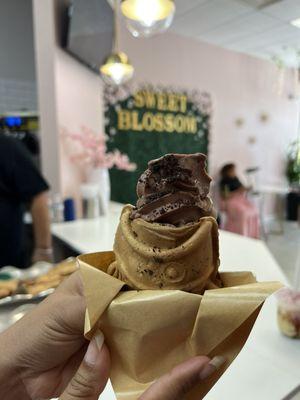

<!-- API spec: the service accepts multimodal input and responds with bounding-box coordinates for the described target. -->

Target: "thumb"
[139,355,225,400]
[60,331,110,400]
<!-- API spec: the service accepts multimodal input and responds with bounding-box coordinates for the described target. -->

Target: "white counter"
[205,293,300,400]
[51,202,297,400]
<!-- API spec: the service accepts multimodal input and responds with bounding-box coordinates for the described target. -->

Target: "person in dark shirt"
[0,134,52,267]
[219,163,260,238]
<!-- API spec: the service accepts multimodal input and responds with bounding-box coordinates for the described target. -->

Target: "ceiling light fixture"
[291,18,300,29]
[100,0,134,85]
[121,0,175,38]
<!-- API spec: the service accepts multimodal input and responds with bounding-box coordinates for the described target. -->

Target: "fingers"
[60,331,110,400]
[56,270,84,297]
[47,271,86,334]
[139,355,225,400]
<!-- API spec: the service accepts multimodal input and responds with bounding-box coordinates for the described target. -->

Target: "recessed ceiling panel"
[262,0,300,21]
[172,0,252,36]
[174,0,209,17]
[198,11,280,46]
[170,0,300,64]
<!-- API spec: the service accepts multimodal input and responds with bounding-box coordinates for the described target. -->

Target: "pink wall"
[120,28,299,187]
[55,48,104,206]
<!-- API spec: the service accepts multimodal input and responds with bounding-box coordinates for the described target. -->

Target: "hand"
[0,271,224,400]
[0,272,110,400]
[139,355,224,400]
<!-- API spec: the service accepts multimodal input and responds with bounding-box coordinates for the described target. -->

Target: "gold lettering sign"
[118,89,198,134]
[117,110,197,134]
[133,90,188,113]
[117,110,131,130]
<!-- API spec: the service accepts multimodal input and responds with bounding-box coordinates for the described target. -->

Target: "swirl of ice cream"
[130,153,215,226]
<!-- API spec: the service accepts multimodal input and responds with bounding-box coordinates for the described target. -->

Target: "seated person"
[219,163,260,239]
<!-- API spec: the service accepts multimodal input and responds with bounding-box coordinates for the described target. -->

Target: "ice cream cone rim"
[120,205,219,259]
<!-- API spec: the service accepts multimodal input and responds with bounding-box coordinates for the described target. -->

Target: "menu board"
[105,84,212,204]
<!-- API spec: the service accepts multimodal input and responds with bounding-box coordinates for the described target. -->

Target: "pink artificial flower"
[61,126,136,172]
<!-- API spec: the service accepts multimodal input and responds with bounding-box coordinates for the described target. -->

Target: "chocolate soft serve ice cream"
[107,153,221,293]
[131,153,214,226]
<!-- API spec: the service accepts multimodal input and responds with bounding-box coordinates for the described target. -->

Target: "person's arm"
[31,191,53,263]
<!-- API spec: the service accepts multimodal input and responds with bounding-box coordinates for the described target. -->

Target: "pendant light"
[120,0,175,37]
[100,0,134,85]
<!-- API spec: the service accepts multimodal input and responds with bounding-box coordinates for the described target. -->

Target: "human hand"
[0,271,224,400]
[139,355,225,400]
[0,271,110,400]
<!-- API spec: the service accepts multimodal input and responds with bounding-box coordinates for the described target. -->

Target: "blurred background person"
[0,134,52,268]
[219,163,260,239]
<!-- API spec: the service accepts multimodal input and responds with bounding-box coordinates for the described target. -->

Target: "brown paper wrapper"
[79,251,281,400]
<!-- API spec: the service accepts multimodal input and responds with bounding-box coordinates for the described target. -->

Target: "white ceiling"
[171,0,300,66]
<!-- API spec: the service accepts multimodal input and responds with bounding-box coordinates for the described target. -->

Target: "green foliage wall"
[105,85,211,205]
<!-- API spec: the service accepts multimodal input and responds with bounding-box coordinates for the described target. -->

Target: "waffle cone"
[107,205,221,293]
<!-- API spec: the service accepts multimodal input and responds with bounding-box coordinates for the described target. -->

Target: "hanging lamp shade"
[100,52,134,85]
[121,0,175,37]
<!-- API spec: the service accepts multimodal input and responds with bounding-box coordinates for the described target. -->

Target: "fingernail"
[209,356,226,370]
[199,356,226,380]
[84,331,104,366]
[94,330,104,350]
